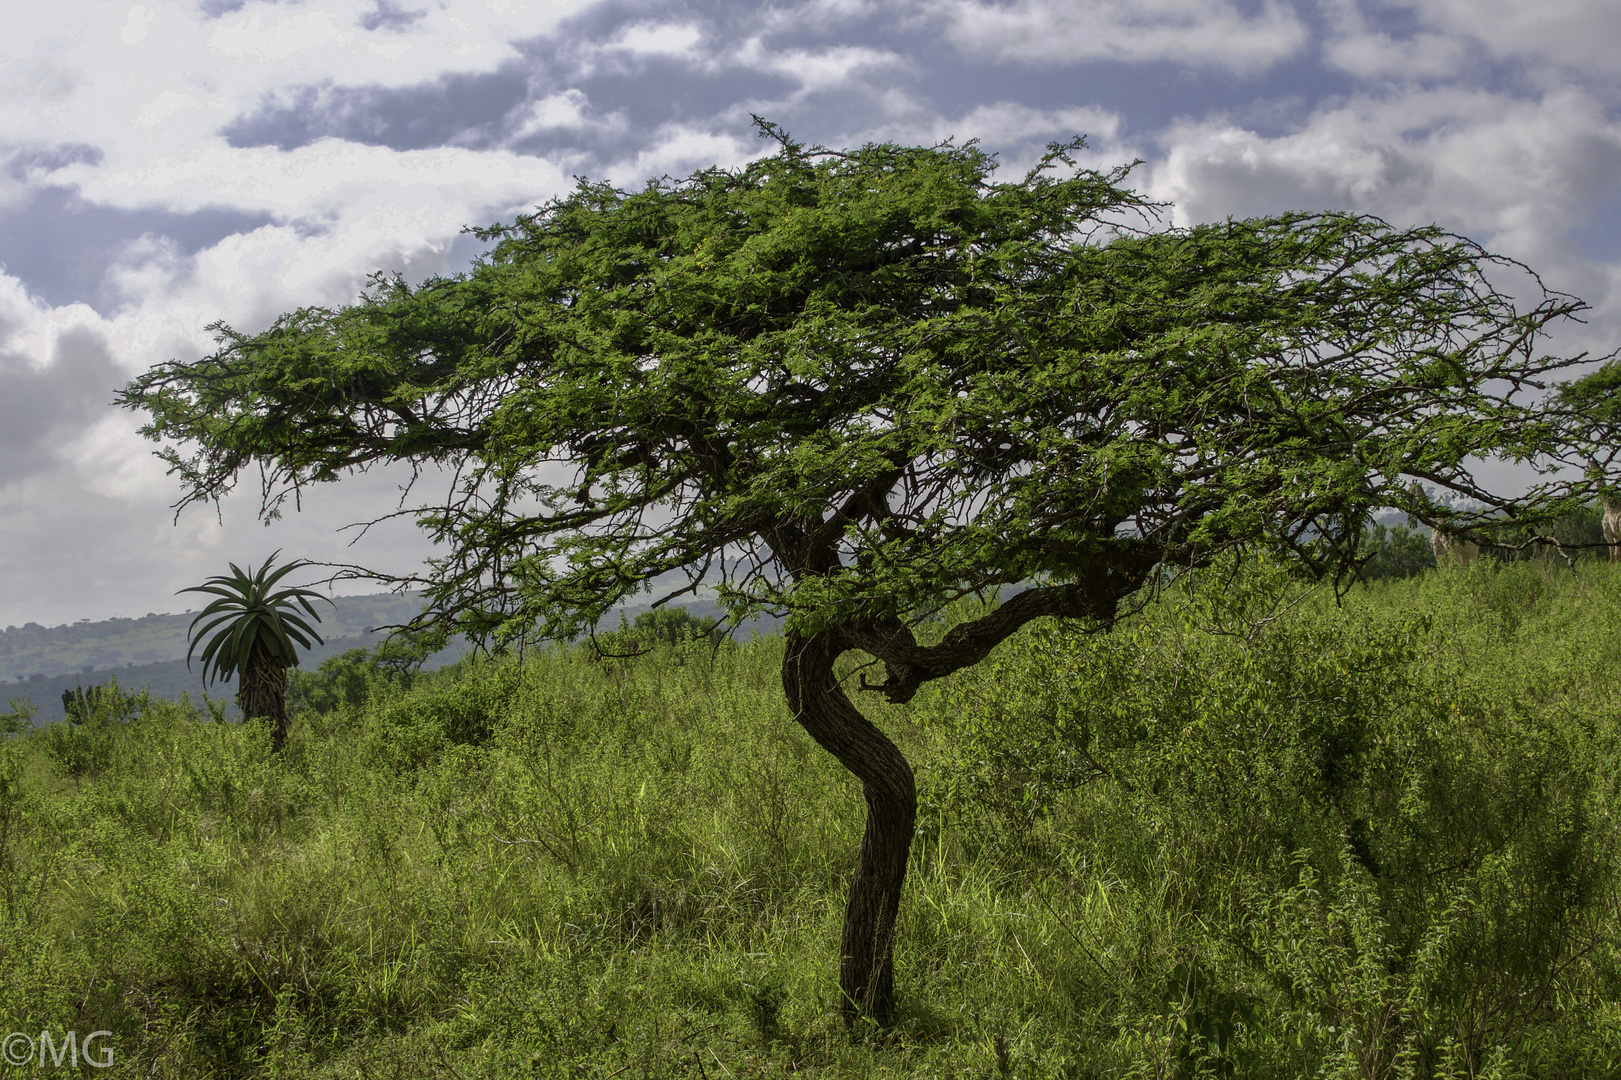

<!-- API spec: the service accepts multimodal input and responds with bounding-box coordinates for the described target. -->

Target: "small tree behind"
[122,127,1612,1022]
[1356,522,1436,582]
[0,698,35,737]
[183,552,329,751]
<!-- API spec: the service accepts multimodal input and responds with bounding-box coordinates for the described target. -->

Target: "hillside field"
[0,559,1618,1077]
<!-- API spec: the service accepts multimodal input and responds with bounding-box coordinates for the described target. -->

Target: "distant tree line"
[1357,504,1608,582]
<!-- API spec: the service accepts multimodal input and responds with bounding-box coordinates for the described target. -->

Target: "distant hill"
[0,592,433,725]
[0,585,769,727]
[0,592,429,683]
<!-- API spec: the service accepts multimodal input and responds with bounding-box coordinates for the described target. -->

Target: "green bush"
[923,556,1621,1076]
[360,657,515,774]
[286,635,433,715]
[586,605,723,660]
[40,677,148,778]
[1358,520,1436,580]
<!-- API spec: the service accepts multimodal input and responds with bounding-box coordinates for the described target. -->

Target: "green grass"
[2,559,1620,1077]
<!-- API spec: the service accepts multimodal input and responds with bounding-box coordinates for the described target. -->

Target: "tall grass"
[1,560,1619,1077]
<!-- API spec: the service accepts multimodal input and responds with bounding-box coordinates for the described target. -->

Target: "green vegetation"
[119,127,1610,1023]
[1357,504,1611,584]
[1,560,1618,1077]
[0,698,34,736]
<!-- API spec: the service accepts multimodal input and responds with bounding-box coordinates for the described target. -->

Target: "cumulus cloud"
[610,22,704,60]
[1148,88,1621,259]
[733,40,904,99]
[1394,0,1621,76]
[935,0,1309,72]
[0,289,122,489]
[511,89,592,135]
[47,139,566,222]
[1320,0,1470,80]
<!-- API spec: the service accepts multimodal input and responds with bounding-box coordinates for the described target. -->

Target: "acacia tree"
[120,127,1608,1022]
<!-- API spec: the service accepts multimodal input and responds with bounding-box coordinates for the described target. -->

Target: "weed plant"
[1,561,1619,1077]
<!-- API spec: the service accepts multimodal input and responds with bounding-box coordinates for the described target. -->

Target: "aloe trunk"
[238,636,290,751]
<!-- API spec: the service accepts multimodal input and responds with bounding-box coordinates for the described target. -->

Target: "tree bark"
[237,638,290,752]
[782,629,916,1026]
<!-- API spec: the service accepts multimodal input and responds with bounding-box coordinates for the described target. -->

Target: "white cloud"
[1149,88,1621,259]
[119,4,157,46]
[1322,30,1466,81]
[1394,0,1621,75]
[48,140,567,222]
[1319,0,1469,80]
[608,125,761,186]
[936,0,1309,72]
[0,278,109,377]
[130,88,227,132]
[207,7,356,63]
[511,89,592,136]
[0,0,606,163]
[610,22,703,59]
[734,40,904,98]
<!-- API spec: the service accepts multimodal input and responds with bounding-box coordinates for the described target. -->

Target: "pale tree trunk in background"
[781,629,917,1025]
[237,638,289,752]
[1601,493,1621,564]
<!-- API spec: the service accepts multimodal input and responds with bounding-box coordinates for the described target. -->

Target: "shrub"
[923,556,1621,1075]
[42,677,147,778]
[1358,521,1435,581]
[287,635,432,716]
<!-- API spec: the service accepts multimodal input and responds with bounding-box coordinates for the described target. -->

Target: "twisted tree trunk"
[237,638,290,752]
[782,629,917,1025]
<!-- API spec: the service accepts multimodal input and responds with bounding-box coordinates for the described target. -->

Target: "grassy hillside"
[0,560,1618,1077]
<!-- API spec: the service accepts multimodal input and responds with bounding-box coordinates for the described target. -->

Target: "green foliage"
[922,556,1621,1076]
[1555,358,1621,428]
[360,656,513,774]
[182,552,329,687]
[589,605,723,658]
[60,678,143,724]
[121,127,1606,648]
[285,634,434,715]
[1161,961,1247,1079]
[0,564,1615,1075]
[40,678,149,778]
[0,697,34,735]
[1357,521,1435,580]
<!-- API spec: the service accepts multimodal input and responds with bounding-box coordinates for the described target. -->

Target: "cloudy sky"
[1,0,1618,628]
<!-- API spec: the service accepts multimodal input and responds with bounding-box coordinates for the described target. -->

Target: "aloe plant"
[183,552,329,751]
